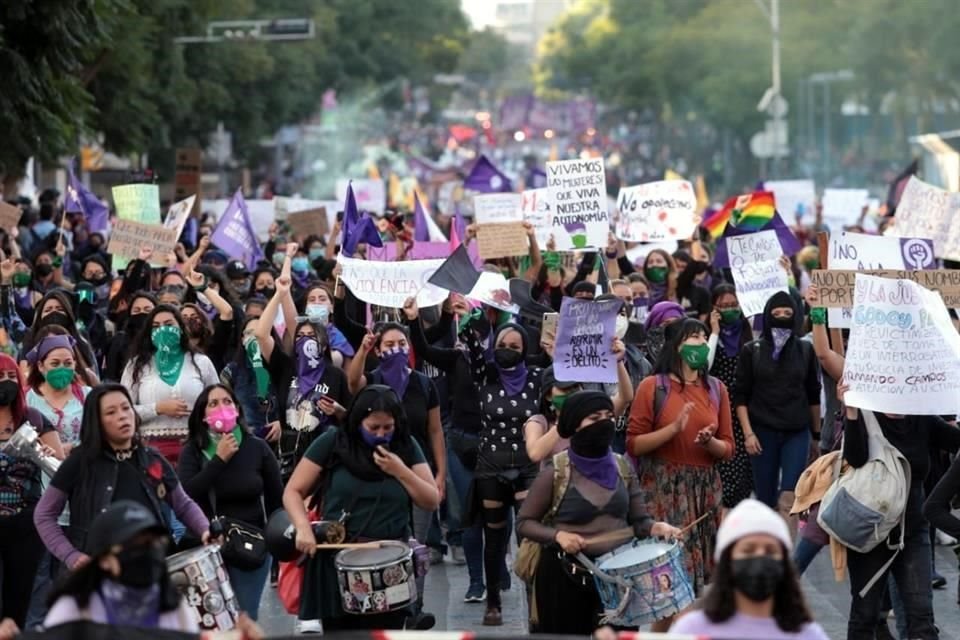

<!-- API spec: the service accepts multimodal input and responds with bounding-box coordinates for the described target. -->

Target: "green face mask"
[646,266,668,284]
[12,273,30,287]
[551,394,568,411]
[679,343,710,369]
[44,366,75,390]
[151,325,183,352]
[719,309,741,325]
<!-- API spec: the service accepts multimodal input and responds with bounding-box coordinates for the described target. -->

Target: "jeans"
[161,501,186,543]
[750,426,810,508]
[446,429,484,588]
[226,556,271,622]
[25,548,64,629]
[793,536,823,576]
[847,526,935,640]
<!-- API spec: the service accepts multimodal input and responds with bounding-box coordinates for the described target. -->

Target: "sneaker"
[429,548,444,565]
[450,545,467,565]
[933,572,947,589]
[295,619,324,635]
[482,607,503,626]
[464,584,486,603]
[405,612,436,630]
[937,530,958,546]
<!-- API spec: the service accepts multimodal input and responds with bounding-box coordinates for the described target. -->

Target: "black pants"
[474,471,533,610]
[0,509,46,628]
[534,548,603,635]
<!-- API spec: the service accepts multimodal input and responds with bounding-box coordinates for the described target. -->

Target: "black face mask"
[83,274,109,287]
[185,317,204,336]
[768,315,794,329]
[115,544,167,588]
[256,287,275,299]
[125,313,148,336]
[570,418,616,458]
[0,380,18,406]
[40,311,70,330]
[493,348,523,369]
[34,264,53,278]
[731,556,784,602]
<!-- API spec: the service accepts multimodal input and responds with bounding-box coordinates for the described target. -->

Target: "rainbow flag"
[703,190,776,238]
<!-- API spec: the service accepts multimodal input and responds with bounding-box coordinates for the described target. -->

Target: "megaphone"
[1,423,61,476]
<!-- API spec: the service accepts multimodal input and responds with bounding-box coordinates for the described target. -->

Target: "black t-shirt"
[52,450,156,516]
[370,368,439,466]
[264,347,351,432]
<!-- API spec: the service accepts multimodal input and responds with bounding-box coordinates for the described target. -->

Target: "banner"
[107,219,178,264]
[812,269,960,308]
[522,188,552,249]
[112,184,161,223]
[336,179,386,215]
[726,230,788,317]
[826,231,935,327]
[843,274,960,415]
[821,188,869,229]
[615,180,697,242]
[473,193,522,224]
[337,255,448,308]
[763,179,815,219]
[163,195,196,238]
[553,297,620,384]
[546,158,608,250]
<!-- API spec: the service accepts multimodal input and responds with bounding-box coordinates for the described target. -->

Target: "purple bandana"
[644,301,685,332]
[719,321,743,358]
[568,449,618,490]
[378,347,410,398]
[496,360,528,397]
[647,281,668,306]
[771,328,792,361]
[26,334,76,366]
[295,336,326,397]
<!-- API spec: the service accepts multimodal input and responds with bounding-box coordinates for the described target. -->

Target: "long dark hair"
[32,290,85,341]
[76,383,142,464]
[128,304,201,386]
[711,283,751,350]
[654,317,709,386]
[701,544,813,632]
[187,383,248,451]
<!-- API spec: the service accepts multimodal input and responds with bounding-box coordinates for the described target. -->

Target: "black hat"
[86,501,167,558]
[226,260,250,279]
[541,365,580,394]
[557,390,614,439]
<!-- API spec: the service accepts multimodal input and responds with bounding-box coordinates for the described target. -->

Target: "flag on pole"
[449,201,466,250]
[463,155,512,193]
[341,183,382,257]
[210,189,264,270]
[64,160,109,233]
[413,192,446,242]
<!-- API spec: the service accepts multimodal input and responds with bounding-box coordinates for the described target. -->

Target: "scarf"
[295,336,326,398]
[719,321,743,358]
[244,337,271,399]
[153,340,185,387]
[327,325,356,358]
[771,328,792,361]
[644,301,685,332]
[203,426,244,460]
[567,449,619,490]
[99,580,161,628]
[496,361,528,397]
[648,281,668,306]
[378,348,411,398]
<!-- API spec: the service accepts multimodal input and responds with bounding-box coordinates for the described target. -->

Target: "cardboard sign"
[163,195,196,238]
[112,184,161,223]
[286,207,329,240]
[891,175,960,260]
[615,180,697,242]
[173,148,202,216]
[844,274,960,415]
[812,269,960,308]
[726,229,788,317]
[546,158,608,250]
[473,193,522,224]
[336,179,386,215]
[763,179,816,219]
[476,222,529,259]
[337,255,448,308]
[107,219,178,263]
[522,188,552,249]
[553,297,620,384]
[0,201,22,232]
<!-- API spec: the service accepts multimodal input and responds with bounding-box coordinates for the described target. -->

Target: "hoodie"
[733,291,821,431]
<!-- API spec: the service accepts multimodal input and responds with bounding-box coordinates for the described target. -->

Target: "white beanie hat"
[714,499,791,561]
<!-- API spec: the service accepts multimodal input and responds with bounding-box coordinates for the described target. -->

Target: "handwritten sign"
[615,180,697,242]
[286,207,329,240]
[337,255,448,308]
[163,195,196,238]
[476,222,528,260]
[821,188,869,229]
[473,193,522,224]
[553,297,620,384]
[546,158,608,250]
[112,184,161,223]
[0,201,22,231]
[763,179,816,219]
[107,219,178,264]
[336,179,386,215]
[522,188,552,249]
[843,274,960,415]
[812,270,960,308]
[891,176,960,259]
[726,229,788,317]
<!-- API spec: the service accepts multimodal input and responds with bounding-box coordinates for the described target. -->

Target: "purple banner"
[498,94,596,134]
[211,189,263,270]
[553,297,620,384]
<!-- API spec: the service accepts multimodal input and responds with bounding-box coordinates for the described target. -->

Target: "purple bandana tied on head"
[567,449,618,490]
[771,328,792,361]
[644,301,685,332]
[378,347,410,398]
[295,336,326,397]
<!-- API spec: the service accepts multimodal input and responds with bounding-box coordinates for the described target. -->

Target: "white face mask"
[615,315,629,340]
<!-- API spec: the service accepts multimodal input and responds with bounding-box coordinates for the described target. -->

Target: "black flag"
[428,244,481,295]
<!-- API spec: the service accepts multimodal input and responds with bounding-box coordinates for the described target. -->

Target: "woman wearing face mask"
[670,499,828,639]
[121,305,219,466]
[42,501,198,632]
[251,267,277,301]
[642,300,685,366]
[0,259,31,354]
[102,293,156,383]
[78,256,111,310]
[641,249,677,307]
[255,276,349,479]
[284,385,441,632]
[8,259,42,327]
[19,291,98,382]
[672,249,712,321]
[30,252,63,296]
[734,292,821,523]
[301,284,354,368]
[518,391,683,635]
[177,384,283,620]
[221,317,282,444]
[627,318,734,630]
[33,384,212,573]
[0,354,59,629]
[707,285,755,511]
[289,250,313,294]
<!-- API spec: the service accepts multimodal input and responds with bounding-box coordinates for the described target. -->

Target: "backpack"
[817,409,911,597]
[652,373,722,423]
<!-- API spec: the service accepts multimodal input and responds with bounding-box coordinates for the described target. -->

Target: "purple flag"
[464,155,512,193]
[210,189,263,270]
[413,192,430,242]
[553,297,621,384]
[713,211,802,269]
[407,156,437,183]
[340,182,383,256]
[64,160,109,233]
[526,168,547,189]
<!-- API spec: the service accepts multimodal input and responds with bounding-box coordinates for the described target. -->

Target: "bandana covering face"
[151,326,185,386]
[99,580,161,628]
[295,336,326,398]
[378,347,411,398]
[771,328,792,361]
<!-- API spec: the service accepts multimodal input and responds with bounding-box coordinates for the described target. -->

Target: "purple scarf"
[719,321,743,358]
[496,361,528,397]
[771,328,792,361]
[644,301,685,332]
[295,336,326,397]
[647,281,668,306]
[378,348,411,398]
[568,449,618,490]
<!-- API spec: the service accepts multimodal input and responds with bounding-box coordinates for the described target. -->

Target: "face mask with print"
[151,325,183,351]
[679,343,710,369]
[206,406,239,434]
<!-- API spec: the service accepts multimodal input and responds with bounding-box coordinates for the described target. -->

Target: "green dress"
[298,428,425,629]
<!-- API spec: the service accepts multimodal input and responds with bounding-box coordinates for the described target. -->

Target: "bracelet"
[810,307,827,325]
[605,250,618,259]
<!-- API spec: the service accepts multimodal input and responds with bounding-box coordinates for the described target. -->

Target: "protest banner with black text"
[337,255,448,308]
[546,158,608,250]
[615,179,697,242]
[726,229,788,316]
[553,297,620,384]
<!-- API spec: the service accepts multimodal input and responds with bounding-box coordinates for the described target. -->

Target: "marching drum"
[167,545,240,631]
[335,541,417,615]
[579,539,695,627]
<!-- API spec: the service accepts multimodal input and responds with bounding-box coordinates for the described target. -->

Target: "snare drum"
[167,545,240,631]
[586,539,695,627]
[335,541,416,615]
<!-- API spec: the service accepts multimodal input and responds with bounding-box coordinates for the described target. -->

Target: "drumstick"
[315,542,383,550]
[680,508,717,536]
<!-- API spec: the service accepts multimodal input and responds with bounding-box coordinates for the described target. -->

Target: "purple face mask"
[360,427,393,449]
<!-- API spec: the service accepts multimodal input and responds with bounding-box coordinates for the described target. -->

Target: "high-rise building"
[493,0,572,56]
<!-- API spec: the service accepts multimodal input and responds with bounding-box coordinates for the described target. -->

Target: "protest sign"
[763,180,815,219]
[553,297,620,384]
[615,180,697,242]
[476,222,529,259]
[337,255,448,308]
[826,231,935,327]
[812,269,960,308]
[112,184,161,223]
[726,229,788,317]
[163,195,196,238]
[546,158,608,250]
[473,193,522,224]
[336,179,386,215]
[0,201,22,231]
[821,188,869,229]
[107,219,178,264]
[467,271,519,313]
[843,274,960,415]
[522,188,552,248]
[173,148,202,216]
[890,176,960,260]
[286,208,329,240]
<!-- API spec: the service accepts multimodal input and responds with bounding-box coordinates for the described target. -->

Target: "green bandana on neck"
[203,426,244,461]
[244,337,270,399]
[458,308,482,335]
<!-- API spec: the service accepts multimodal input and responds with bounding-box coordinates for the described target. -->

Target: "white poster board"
[890,175,960,260]
[726,230,788,317]
[764,179,816,219]
[821,188,869,230]
[337,255,448,308]
[522,188,552,249]
[615,180,697,242]
[546,158,608,250]
[163,195,196,238]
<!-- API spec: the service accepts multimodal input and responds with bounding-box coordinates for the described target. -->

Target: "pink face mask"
[205,406,238,434]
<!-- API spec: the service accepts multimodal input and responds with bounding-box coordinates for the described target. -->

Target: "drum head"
[599,542,675,571]
[166,546,218,572]
[337,541,409,568]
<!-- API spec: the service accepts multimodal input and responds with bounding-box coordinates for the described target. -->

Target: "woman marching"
[282,385,441,632]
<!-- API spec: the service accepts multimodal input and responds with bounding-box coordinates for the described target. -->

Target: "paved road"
[257,545,960,638]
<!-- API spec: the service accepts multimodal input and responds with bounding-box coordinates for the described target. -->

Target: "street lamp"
[753,0,787,176]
